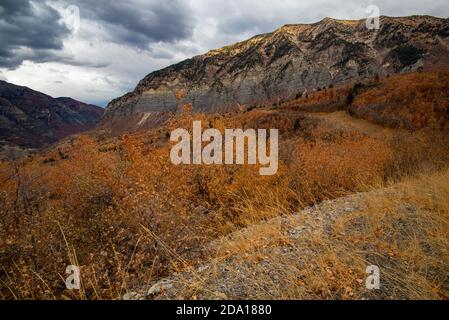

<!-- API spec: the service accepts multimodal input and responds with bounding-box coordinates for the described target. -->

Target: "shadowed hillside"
[0,81,103,158]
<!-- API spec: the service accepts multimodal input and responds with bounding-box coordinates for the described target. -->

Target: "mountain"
[100,15,449,130]
[0,80,103,151]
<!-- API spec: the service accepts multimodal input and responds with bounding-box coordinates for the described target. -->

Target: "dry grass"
[349,71,449,130]
[168,169,449,300]
[1,72,449,299]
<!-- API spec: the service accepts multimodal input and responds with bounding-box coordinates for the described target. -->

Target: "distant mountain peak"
[0,80,103,151]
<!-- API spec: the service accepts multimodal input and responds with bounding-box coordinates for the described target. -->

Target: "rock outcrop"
[101,15,449,129]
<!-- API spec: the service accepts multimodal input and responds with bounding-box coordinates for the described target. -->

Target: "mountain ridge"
[100,15,449,130]
[0,80,103,152]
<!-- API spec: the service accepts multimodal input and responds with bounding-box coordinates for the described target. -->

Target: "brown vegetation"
[348,71,449,130]
[1,71,449,299]
[167,168,449,300]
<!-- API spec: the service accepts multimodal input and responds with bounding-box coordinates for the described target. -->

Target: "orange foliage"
[350,71,449,129]
[1,72,449,299]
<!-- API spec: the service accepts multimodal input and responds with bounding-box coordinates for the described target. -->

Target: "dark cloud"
[71,0,195,49]
[147,47,175,60]
[217,16,274,37]
[0,0,71,68]
[0,0,195,69]
[1,0,449,106]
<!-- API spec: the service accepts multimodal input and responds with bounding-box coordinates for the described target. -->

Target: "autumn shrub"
[1,84,449,299]
[286,136,389,206]
[185,168,449,300]
[349,71,449,130]
[282,84,351,113]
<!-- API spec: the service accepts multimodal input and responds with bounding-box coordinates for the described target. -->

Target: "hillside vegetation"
[1,71,449,299]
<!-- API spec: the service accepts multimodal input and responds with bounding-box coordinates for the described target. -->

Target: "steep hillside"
[101,15,449,129]
[282,71,449,130]
[0,81,103,152]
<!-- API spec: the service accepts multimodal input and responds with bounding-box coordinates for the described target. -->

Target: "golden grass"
[188,169,449,300]
[1,72,449,299]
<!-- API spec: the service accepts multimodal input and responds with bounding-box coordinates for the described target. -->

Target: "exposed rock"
[101,16,449,130]
[123,292,145,300]
[147,279,174,297]
[197,265,209,273]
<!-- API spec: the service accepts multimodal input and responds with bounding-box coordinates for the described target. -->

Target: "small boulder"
[147,279,174,296]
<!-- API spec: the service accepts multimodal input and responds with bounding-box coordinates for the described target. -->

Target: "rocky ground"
[122,165,449,301]
[122,189,392,300]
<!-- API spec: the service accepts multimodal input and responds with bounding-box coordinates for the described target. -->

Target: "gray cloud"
[0,0,71,68]
[0,0,195,69]
[66,0,195,49]
[1,0,449,106]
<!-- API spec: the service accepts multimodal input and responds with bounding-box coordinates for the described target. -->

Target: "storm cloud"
[1,0,449,106]
[0,0,195,69]
[0,0,71,68]
[73,0,195,48]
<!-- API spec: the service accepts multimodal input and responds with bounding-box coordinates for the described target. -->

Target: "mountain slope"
[101,15,449,129]
[2,69,449,299]
[0,80,103,150]
[123,168,449,300]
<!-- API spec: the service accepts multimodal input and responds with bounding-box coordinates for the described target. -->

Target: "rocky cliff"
[0,80,103,150]
[101,15,449,128]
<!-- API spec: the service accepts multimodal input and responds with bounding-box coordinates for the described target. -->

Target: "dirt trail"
[307,111,396,136]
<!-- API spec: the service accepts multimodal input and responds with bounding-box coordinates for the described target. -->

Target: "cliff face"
[101,16,449,127]
[0,81,103,149]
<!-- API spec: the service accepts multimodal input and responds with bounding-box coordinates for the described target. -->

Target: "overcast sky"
[0,0,448,107]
